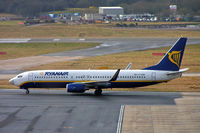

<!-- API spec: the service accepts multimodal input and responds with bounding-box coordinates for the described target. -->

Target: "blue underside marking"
[20,81,161,89]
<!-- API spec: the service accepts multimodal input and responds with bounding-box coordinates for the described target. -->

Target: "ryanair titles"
[45,72,68,76]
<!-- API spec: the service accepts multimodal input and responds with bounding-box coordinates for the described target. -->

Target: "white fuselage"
[9,69,181,89]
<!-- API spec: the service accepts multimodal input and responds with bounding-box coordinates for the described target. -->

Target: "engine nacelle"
[104,83,111,88]
[66,83,85,93]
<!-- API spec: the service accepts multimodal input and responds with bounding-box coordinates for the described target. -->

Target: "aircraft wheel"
[94,89,102,96]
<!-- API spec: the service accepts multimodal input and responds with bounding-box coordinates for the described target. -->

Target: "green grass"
[0,20,22,25]
[0,42,99,60]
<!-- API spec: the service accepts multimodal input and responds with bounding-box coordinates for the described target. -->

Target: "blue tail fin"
[143,38,187,71]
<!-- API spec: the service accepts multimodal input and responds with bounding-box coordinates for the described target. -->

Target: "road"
[0,90,185,133]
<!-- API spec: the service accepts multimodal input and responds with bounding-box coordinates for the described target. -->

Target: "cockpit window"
[17,75,23,78]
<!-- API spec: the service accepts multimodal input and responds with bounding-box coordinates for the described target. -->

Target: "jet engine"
[66,83,85,93]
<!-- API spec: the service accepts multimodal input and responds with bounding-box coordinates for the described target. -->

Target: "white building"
[99,7,124,16]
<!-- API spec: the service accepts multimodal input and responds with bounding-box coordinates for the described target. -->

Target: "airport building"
[99,7,124,16]
[84,13,103,21]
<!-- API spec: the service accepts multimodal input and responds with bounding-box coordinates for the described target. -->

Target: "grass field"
[0,21,200,38]
[0,20,21,25]
[0,42,98,60]
[28,44,200,73]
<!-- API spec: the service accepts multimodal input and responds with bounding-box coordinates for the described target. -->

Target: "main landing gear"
[94,88,102,96]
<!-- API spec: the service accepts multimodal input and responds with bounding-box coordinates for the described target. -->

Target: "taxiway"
[0,90,199,133]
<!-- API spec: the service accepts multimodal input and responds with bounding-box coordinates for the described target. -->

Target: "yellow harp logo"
[40,72,44,76]
[168,51,181,67]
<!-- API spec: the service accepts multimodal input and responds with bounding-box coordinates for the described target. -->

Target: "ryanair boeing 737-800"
[9,38,188,95]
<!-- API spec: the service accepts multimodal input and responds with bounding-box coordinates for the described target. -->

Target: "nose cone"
[9,78,14,85]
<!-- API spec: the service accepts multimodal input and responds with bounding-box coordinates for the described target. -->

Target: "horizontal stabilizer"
[125,63,132,70]
[167,68,189,75]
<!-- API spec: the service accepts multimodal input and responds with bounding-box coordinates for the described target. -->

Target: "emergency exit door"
[151,72,156,81]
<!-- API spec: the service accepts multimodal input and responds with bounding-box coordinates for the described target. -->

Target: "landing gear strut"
[94,88,102,96]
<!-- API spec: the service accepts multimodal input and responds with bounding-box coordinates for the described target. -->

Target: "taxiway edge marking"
[116,105,125,133]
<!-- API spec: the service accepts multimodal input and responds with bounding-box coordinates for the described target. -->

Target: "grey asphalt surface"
[1,38,200,57]
[43,38,200,56]
[0,90,182,133]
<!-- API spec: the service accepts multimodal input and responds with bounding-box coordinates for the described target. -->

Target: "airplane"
[9,37,188,95]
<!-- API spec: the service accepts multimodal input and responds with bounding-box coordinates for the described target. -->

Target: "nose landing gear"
[25,89,29,94]
[21,88,29,94]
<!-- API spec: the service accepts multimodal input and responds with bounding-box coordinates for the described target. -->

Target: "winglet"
[109,69,120,81]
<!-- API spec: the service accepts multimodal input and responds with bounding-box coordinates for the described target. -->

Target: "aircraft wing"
[78,69,120,87]
[167,68,189,76]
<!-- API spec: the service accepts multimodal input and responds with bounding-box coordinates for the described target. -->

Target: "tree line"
[0,0,199,17]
